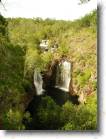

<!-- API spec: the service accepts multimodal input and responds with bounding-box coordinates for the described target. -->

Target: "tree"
[35,96,61,129]
[79,0,90,4]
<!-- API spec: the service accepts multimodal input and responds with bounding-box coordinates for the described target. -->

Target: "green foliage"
[36,96,61,129]
[2,109,32,130]
[0,16,26,129]
[0,15,8,58]
[24,45,52,78]
[2,109,25,130]
[41,51,52,68]
[61,94,97,130]
[92,80,97,91]
[0,44,25,93]
[0,15,8,37]
[32,95,97,130]
[58,42,69,55]
[24,45,42,74]
[0,10,97,130]
[77,69,91,87]
[71,10,96,31]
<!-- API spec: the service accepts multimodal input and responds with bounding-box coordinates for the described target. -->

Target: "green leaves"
[2,109,25,130]
[0,15,8,37]
[36,96,61,129]
[77,69,91,87]
[61,94,97,130]
[0,10,97,130]
[31,95,97,130]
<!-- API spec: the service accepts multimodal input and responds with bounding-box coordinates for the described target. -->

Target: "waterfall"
[55,60,71,92]
[34,70,44,95]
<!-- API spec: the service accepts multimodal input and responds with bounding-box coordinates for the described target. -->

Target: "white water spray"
[55,60,71,91]
[34,70,44,95]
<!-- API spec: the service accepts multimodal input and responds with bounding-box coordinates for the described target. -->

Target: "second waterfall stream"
[34,70,44,95]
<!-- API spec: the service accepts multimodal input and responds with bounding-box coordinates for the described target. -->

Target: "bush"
[2,109,25,130]
[92,80,97,91]
[61,94,97,130]
[58,42,69,56]
[77,69,91,87]
[33,94,97,130]
[41,52,52,69]
[36,96,61,129]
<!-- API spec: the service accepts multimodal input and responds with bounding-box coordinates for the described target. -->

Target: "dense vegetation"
[0,10,97,130]
[34,94,97,130]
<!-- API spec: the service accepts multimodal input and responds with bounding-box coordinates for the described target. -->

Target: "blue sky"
[0,0,97,20]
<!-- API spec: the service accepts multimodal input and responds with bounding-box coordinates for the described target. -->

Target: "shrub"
[36,96,61,129]
[61,94,97,130]
[2,109,25,130]
[77,69,91,87]
[41,52,53,69]
[58,42,69,56]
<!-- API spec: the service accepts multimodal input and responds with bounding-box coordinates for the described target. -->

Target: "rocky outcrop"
[42,58,74,94]
[42,59,59,90]
[69,79,74,95]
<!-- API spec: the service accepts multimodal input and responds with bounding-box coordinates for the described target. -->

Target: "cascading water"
[55,60,71,92]
[34,70,44,95]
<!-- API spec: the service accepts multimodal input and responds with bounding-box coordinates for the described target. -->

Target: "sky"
[0,0,97,20]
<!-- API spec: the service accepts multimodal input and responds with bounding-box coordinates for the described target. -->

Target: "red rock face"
[42,59,59,89]
[35,57,75,101]
[69,79,74,96]
[42,58,74,95]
